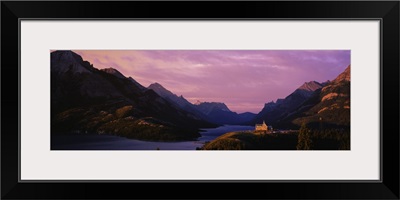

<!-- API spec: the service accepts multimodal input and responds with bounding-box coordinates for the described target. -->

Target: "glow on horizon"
[72,50,350,113]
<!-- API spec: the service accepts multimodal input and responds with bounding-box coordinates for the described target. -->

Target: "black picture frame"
[1,1,399,199]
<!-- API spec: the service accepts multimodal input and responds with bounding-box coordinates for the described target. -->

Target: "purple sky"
[73,50,350,113]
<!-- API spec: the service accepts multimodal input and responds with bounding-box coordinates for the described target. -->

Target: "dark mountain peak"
[51,50,93,74]
[195,102,231,114]
[298,81,322,92]
[147,82,172,93]
[51,50,84,64]
[292,81,323,98]
[148,83,183,102]
[145,84,210,122]
[199,102,228,108]
[151,82,161,86]
[194,101,255,125]
[101,68,126,79]
[149,82,164,89]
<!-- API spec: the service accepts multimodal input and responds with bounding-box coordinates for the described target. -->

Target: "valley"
[51,50,350,150]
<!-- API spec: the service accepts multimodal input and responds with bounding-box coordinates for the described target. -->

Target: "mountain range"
[148,83,256,125]
[51,50,350,142]
[148,83,208,121]
[253,65,350,129]
[193,102,256,125]
[51,50,215,141]
[288,65,350,128]
[252,81,326,125]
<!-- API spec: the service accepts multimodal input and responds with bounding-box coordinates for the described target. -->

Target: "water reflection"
[51,125,254,150]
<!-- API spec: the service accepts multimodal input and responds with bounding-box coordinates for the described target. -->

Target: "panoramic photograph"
[51,50,350,150]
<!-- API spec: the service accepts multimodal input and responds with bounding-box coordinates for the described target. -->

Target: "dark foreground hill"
[275,65,351,129]
[252,81,325,126]
[201,130,350,150]
[51,50,214,141]
[253,65,350,130]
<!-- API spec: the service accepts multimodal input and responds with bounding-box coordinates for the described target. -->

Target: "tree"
[297,123,313,150]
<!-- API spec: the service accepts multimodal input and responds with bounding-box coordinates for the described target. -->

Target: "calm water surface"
[51,125,253,150]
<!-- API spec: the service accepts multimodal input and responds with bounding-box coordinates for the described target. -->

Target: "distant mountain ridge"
[148,83,208,121]
[148,84,256,125]
[194,102,230,115]
[298,81,324,92]
[194,102,256,125]
[148,83,192,109]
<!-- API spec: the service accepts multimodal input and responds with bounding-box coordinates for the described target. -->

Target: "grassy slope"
[52,103,201,142]
[201,129,350,150]
[201,131,298,150]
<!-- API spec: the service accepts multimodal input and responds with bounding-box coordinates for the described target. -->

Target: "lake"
[51,125,254,150]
